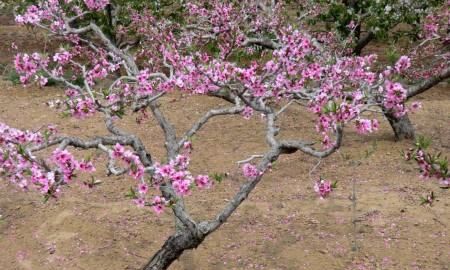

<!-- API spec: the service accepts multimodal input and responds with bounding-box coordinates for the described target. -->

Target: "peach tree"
[301,0,450,139]
[1,1,448,269]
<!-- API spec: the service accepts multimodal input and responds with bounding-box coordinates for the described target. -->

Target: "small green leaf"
[125,187,138,199]
[331,180,338,189]
[17,145,26,156]
[43,194,51,203]
[210,173,224,183]
[2,150,10,161]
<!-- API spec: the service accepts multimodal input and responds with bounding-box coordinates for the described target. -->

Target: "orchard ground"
[0,12,449,270]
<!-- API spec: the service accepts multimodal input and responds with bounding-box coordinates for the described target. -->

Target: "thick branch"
[407,66,450,98]
[280,125,343,158]
[27,135,133,152]
[242,37,281,50]
[148,102,178,159]
[178,105,244,149]
[353,32,374,55]
[88,23,139,74]
[98,143,128,176]
[132,92,166,112]
[160,184,198,233]
[205,146,280,234]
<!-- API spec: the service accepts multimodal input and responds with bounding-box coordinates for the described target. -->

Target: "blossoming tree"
[1,1,448,269]
[304,0,450,139]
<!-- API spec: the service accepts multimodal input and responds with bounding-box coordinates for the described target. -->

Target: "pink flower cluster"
[153,153,212,196]
[84,0,109,11]
[53,49,73,66]
[136,69,154,96]
[242,163,260,180]
[15,5,46,25]
[52,149,95,183]
[69,98,97,119]
[86,63,110,85]
[195,175,212,189]
[241,106,254,120]
[127,148,211,214]
[185,0,281,44]
[112,143,163,211]
[383,81,408,117]
[0,122,93,194]
[394,56,411,73]
[151,196,167,214]
[410,149,449,187]
[14,53,48,84]
[314,179,333,199]
[355,119,379,134]
[0,124,45,191]
[112,143,145,180]
[423,15,439,39]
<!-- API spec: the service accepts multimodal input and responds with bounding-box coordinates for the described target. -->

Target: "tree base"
[143,231,204,270]
[383,110,415,140]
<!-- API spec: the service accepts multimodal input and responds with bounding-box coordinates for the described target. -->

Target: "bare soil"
[0,14,449,270]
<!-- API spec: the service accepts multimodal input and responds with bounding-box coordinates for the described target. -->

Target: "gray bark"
[353,32,374,56]
[383,66,450,140]
[143,231,204,270]
[383,109,415,140]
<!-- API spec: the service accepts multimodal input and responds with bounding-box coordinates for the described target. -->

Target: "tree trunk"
[383,109,415,140]
[143,231,204,270]
[353,32,374,56]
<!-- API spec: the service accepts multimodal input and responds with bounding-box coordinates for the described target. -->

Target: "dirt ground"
[0,12,449,270]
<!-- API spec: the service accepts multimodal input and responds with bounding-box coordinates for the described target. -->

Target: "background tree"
[304,0,450,140]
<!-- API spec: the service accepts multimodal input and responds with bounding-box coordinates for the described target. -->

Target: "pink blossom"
[151,196,166,214]
[157,164,175,178]
[410,101,422,112]
[423,15,439,38]
[65,88,78,98]
[136,69,153,95]
[78,160,96,172]
[241,106,254,120]
[84,0,109,11]
[355,119,378,134]
[51,149,88,183]
[314,179,332,199]
[38,76,48,87]
[138,183,149,195]
[129,160,144,180]
[71,98,96,118]
[53,49,72,65]
[134,197,145,208]
[347,20,357,30]
[86,64,108,84]
[172,179,191,196]
[440,178,449,187]
[173,155,189,170]
[14,53,48,84]
[112,143,125,158]
[195,175,211,189]
[394,56,411,73]
[242,163,259,180]
[383,80,407,117]
[15,5,44,25]
[183,141,193,153]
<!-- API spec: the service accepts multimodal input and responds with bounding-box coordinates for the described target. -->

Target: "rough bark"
[353,32,374,56]
[384,67,450,140]
[143,231,204,270]
[383,109,415,140]
[407,67,450,98]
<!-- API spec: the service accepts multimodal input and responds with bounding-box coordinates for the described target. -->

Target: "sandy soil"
[0,13,449,270]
